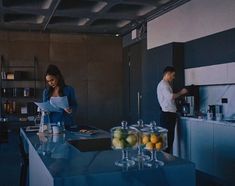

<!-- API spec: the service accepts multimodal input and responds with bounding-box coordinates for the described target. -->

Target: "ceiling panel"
[0,0,190,36]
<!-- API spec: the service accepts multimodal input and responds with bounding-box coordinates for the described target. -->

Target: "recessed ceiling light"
[41,0,53,9]
[117,20,131,28]
[36,16,45,24]
[115,34,120,37]
[77,18,90,26]
[92,1,107,13]
[137,5,156,16]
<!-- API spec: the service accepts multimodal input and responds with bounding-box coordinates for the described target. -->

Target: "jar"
[110,121,139,167]
[130,119,151,161]
[141,122,168,167]
[111,121,138,150]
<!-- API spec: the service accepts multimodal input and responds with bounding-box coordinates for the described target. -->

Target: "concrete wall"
[148,0,235,49]
[0,31,123,130]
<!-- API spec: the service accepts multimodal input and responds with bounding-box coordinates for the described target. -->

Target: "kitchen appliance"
[176,85,199,116]
[185,96,195,116]
[208,105,223,120]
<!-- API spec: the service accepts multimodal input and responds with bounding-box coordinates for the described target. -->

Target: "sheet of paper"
[50,96,69,110]
[34,101,62,112]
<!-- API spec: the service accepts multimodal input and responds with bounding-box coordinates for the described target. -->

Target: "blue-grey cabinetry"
[177,118,191,161]
[177,118,235,184]
[190,120,214,174]
[214,124,235,183]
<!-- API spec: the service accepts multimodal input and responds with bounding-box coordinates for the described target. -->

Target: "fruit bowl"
[141,123,168,167]
[110,121,139,167]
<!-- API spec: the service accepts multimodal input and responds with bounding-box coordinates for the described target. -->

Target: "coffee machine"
[176,85,199,116]
[185,96,195,116]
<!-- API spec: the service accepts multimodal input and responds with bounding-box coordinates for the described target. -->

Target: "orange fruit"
[155,142,163,151]
[145,142,154,150]
[142,135,149,145]
[150,134,160,144]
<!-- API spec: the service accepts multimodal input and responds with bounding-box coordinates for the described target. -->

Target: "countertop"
[21,127,196,186]
[180,116,235,127]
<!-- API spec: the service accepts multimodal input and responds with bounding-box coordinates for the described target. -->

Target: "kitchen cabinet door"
[214,124,235,184]
[175,118,191,160]
[190,120,214,174]
[142,42,184,123]
[185,64,227,86]
[123,41,144,123]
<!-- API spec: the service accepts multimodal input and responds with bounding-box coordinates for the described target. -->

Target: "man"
[157,66,188,154]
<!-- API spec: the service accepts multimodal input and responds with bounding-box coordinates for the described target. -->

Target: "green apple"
[126,134,137,146]
[112,137,124,149]
[113,129,123,139]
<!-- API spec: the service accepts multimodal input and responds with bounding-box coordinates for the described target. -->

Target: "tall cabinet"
[123,40,146,123]
[0,56,39,130]
[142,42,184,123]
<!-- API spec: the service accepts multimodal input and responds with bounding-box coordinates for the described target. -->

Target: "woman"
[43,64,77,129]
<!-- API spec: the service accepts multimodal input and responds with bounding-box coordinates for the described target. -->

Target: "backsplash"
[199,84,235,119]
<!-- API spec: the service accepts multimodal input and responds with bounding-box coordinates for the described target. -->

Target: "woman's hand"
[64,107,72,114]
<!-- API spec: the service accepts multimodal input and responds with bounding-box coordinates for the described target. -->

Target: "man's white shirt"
[157,79,177,113]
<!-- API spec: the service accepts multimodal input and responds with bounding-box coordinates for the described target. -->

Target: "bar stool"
[19,135,29,186]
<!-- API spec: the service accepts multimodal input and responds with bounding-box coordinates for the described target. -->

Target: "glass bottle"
[34,107,41,126]
[40,111,52,133]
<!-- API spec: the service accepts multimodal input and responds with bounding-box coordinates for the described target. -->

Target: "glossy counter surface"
[180,116,235,127]
[21,128,196,186]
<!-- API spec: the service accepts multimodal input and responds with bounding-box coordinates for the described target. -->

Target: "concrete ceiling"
[0,0,189,36]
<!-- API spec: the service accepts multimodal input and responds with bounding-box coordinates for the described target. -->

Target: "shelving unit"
[0,56,40,130]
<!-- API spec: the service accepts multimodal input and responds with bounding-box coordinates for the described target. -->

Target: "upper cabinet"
[185,62,235,86]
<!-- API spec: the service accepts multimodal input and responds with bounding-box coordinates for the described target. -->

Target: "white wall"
[147,0,235,49]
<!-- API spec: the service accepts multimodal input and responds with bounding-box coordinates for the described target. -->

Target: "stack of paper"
[34,96,69,112]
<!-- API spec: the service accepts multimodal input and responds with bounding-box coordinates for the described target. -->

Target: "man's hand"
[180,88,188,96]
[64,107,72,114]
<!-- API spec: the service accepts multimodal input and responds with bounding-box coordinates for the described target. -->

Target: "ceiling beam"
[43,0,61,31]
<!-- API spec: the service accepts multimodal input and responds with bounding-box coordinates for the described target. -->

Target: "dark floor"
[0,132,231,186]
[0,131,20,186]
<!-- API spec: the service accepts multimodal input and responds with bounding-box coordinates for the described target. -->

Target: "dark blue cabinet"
[184,28,235,68]
[123,40,146,123]
[142,43,184,123]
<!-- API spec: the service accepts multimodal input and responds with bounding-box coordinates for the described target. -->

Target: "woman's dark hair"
[163,66,175,75]
[45,64,66,97]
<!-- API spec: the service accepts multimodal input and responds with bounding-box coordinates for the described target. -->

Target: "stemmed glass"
[111,121,138,168]
[141,122,168,168]
[131,119,150,162]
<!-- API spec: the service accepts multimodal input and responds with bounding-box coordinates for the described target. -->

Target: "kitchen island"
[21,127,196,186]
[174,117,235,185]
